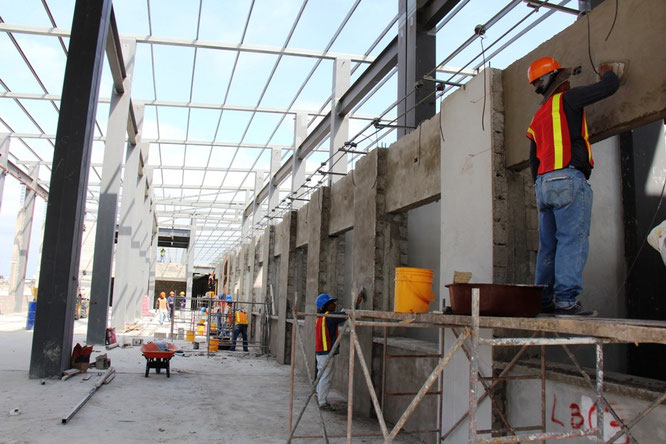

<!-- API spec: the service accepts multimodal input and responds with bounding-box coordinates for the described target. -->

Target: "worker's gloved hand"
[598,62,625,81]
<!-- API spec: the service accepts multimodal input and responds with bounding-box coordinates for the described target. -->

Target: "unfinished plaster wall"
[273,212,296,364]
[504,0,666,168]
[440,70,496,441]
[506,375,666,443]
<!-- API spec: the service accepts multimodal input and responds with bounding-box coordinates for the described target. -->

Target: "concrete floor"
[0,312,412,443]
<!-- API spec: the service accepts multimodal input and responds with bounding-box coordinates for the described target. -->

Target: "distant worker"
[230,308,249,352]
[314,293,347,410]
[157,292,169,325]
[179,291,186,309]
[168,291,175,318]
[526,57,624,315]
[160,247,166,263]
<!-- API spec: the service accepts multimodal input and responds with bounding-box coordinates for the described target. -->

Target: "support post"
[397,0,436,137]
[10,165,38,313]
[87,39,136,344]
[268,148,281,216]
[329,58,350,185]
[0,133,9,212]
[110,130,146,329]
[252,170,265,230]
[185,217,197,305]
[291,112,307,208]
[29,0,112,378]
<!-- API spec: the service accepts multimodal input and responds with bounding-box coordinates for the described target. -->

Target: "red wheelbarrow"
[141,341,177,377]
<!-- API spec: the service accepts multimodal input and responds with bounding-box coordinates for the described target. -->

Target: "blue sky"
[0,0,577,275]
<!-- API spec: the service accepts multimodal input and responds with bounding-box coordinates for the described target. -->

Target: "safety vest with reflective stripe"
[235,310,248,325]
[526,92,593,175]
[315,312,333,353]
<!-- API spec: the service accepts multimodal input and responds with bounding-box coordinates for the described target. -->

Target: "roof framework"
[0,0,577,265]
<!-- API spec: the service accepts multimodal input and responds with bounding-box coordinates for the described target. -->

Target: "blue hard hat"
[316,293,336,310]
[226,295,233,302]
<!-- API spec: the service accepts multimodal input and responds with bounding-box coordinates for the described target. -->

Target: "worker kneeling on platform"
[315,293,347,411]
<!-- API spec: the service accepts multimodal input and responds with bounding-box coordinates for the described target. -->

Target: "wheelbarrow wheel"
[156,367,161,374]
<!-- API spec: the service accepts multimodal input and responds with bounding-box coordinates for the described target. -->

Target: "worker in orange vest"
[526,57,624,316]
[230,307,249,352]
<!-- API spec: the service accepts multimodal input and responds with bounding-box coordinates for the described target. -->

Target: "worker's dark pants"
[230,324,248,351]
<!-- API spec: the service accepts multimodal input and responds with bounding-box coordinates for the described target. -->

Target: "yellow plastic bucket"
[211,322,217,331]
[196,325,205,335]
[209,338,219,352]
[394,267,434,313]
[186,330,195,342]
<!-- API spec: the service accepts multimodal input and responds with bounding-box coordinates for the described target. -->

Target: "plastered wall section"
[440,69,496,441]
[504,0,666,168]
[440,70,495,293]
[385,109,441,212]
[507,378,666,443]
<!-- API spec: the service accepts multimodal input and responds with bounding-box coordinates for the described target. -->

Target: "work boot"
[552,301,597,317]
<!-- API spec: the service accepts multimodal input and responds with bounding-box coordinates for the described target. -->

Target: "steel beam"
[268,147,282,216]
[9,165,38,313]
[185,217,197,308]
[337,37,398,117]
[29,0,112,379]
[0,134,8,212]
[87,39,137,345]
[291,113,308,209]
[397,0,436,137]
[0,23,376,63]
[419,0,463,29]
[329,58,350,184]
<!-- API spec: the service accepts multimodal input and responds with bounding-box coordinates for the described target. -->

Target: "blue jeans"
[534,168,592,309]
[230,324,248,351]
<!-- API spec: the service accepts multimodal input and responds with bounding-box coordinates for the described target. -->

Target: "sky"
[0,0,578,277]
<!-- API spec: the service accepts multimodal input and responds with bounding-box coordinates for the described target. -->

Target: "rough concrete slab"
[329,173,354,236]
[504,0,666,168]
[386,110,441,213]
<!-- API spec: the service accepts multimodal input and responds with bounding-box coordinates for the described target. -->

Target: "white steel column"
[9,165,38,313]
[0,133,8,212]
[111,130,147,329]
[252,170,265,229]
[147,196,157,308]
[87,39,136,343]
[291,113,307,209]
[268,147,281,217]
[329,58,350,185]
[134,165,152,320]
[185,217,197,306]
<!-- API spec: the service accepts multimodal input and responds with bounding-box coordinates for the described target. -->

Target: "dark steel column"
[29,0,112,378]
[397,0,436,138]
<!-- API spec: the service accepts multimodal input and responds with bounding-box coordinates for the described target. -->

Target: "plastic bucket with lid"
[208,338,219,352]
[186,330,195,342]
[394,267,434,313]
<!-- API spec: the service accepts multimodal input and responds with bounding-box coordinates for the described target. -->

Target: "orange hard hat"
[528,57,562,84]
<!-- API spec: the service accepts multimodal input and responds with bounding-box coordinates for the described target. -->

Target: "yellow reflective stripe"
[320,315,328,351]
[582,114,592,161]
[551,93,564,170]
[527,127,535,139]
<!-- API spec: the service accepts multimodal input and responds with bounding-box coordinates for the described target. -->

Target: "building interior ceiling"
[0,0,580,265]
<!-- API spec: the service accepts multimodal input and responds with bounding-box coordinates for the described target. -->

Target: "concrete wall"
[439,69,496,442]
[506,370,666,443]
[504,0,666,168]
[440,70,496,299]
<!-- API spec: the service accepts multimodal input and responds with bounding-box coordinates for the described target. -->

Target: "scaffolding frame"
[286,288,666,443]
[167,296,269,355]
